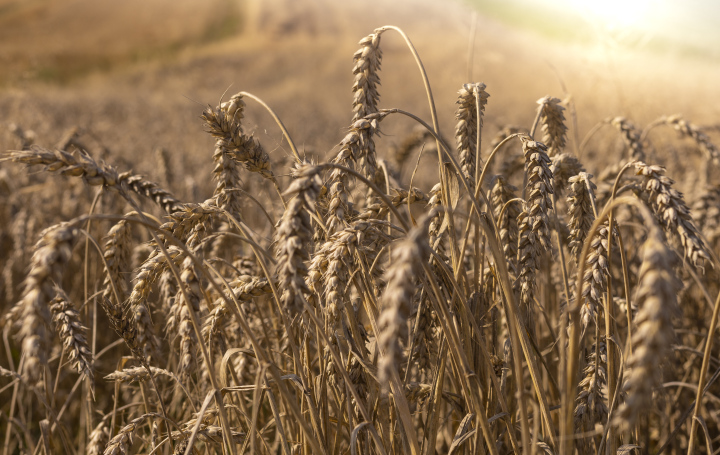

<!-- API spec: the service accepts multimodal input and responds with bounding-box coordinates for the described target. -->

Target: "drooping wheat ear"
[614,229,681,431]
[104,366,175,384]
[516,138,554,322]
[579,222,609,333]
[349,350,370,419]
[14,224,77,383]
[202,102,274,181]
[5,146,121,187]
[87,421,109,455]
[100,297,145,362]
[377,218,431,388]
[276,163,321,315]
[634,162,710,268]
[665,114,720,165]
[456,82,489,185]
[608,117,644,161]
[103,414,154,455]
[102,217,132,304]
[490,175,520,275]
[574,342,608,454]
[536,96,568,157]
[117,173,184,214]
[5,147,184,213]
[693,185,720,245]
[550,153,584,196]
[212,94,245,215]
[50,287,94,385]
[567,173,597,265]
[155,146,173,187]
[352,27,385,181]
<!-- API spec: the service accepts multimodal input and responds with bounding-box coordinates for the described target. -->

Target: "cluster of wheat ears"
[1,25,720,455]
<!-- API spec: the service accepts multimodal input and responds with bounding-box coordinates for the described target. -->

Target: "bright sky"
[498,0,720,58]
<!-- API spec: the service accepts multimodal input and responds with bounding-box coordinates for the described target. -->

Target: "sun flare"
[571,0,653,29]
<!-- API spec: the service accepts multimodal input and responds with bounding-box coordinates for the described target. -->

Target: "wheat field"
[1,1,720,454]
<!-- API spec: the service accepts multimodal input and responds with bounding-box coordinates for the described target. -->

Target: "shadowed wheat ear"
[490,175,520,275]
[275,163,321,315]
[11,224,78,383]
[50,287,94,387]
[87,421,109,455]
[536,96,568,157]
[567,173,596,265]
[456,82,489,186]
[614,228,681,431]
[634,162,710,269]
[102,217,132,303]
[516,137,554,323]
[100,296,145,362]
[102,414,155,455]
[579,222,609,334]
[574,342,608,455]
[377,215,431,389]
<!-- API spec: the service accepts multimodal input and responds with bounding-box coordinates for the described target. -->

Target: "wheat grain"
[536,96,568,157]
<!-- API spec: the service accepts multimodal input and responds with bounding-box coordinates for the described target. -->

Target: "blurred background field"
[1,0,719,197]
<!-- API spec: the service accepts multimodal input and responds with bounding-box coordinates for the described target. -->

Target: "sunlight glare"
[573,0,653,30]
